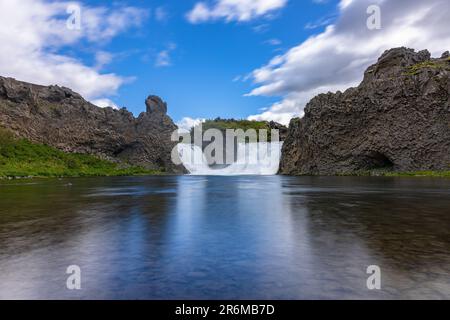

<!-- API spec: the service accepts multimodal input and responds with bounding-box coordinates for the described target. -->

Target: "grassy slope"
[200,119,272,131]
[383,171,450,178]
[0,129,160,178]
[191,119,279,141]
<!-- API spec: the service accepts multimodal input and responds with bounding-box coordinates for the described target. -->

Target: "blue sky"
[1,0,448,128]
[81,0,339,123]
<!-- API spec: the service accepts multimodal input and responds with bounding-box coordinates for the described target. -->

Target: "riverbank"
[384,171,450,177]
[2,130,448,179]
[0,131,162,179]
[333,170,450,178]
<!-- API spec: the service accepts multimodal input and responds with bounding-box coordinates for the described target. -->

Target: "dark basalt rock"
[268,121,289,141]
[145,95,168,114]
[0,76,184,173]
[280,47,450,175]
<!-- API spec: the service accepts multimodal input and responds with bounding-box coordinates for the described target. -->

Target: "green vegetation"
[383,171,450,178]
[404,60,449,76]
[200,118,272,131]
[336,169,450,178]
[190,118,283,141]
[0,128,161,179]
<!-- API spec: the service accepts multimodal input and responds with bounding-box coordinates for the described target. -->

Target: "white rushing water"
[177,142,283,176]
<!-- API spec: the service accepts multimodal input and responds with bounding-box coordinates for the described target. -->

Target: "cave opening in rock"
[359,151,394,170]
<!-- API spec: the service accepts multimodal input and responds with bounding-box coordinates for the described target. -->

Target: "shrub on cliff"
[190,119,288,142]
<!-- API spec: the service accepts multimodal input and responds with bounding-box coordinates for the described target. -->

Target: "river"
[0,176,449,299]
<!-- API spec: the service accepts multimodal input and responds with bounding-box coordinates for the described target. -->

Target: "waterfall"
[177,142,283,176]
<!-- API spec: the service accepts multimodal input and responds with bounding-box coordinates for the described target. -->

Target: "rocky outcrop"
[280,48,450,175]
[0,76,183,173]
[268,121,289,141]
[145,95,168,114]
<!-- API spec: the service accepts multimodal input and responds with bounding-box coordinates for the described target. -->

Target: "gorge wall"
[0,76,183,173]
[280,47,450,175]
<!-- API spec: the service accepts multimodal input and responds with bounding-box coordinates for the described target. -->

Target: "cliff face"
[280,48,450,175]
[0,76,183,173]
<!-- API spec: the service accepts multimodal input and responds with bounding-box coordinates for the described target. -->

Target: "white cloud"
[187,0,288,24]
[264,38,282,46]
[155,51,171,67]
[0,0,147,100]
[247,0,450,124]
[176,117,206,133]
[305,13,337,30]
[94,51,114,70]
[91,98,120,110]
[252,23,271,33]
[155,43,177,67]
[155,6,169,23]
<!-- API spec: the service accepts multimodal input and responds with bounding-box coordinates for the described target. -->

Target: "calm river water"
[0,176,449,299]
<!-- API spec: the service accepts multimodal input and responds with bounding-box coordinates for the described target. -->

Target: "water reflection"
[0,176,448,299]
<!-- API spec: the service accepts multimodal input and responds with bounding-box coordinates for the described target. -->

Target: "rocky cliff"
[280,48,450,175]
[0,76,183,173]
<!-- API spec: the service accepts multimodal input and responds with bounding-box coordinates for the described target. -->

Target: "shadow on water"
[0,176,449,299]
